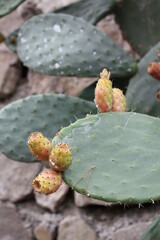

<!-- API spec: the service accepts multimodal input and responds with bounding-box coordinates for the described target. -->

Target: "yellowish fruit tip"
[100,68,110,80]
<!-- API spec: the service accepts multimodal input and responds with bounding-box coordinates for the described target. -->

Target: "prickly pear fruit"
[112,88,126,112]
[158,49,160,59]
[94,68,113,113]
[147,62,160,81]
[32,169,62,195]
[28,132,52,161]
[49,143,72,171]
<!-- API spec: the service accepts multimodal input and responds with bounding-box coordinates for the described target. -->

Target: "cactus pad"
[53,112,160,204]
[0,0,25,17]
[0,94,96,162]
[56,0,116,25]
[126,41,160,117]
[17,13,137,79]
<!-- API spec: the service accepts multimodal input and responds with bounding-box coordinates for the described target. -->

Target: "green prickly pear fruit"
[94,68,113,113]
[147,62,160,81]
[32,169,62,195]
[112,88,126,112]
[49,143,72,171]
[28,132,52,161]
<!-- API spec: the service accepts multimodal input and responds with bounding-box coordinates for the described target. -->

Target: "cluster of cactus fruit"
[95,68,126,112]
[28,132,72,195]
[29,68,126,195]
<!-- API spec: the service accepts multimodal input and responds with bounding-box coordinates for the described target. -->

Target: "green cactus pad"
[17,13,137,79]
[5,29,19,53]
[0,0,25,17]
[115,0,160,56]
[56,0,116,25]
[141,216,160,240]
[126,41,160,117]
[0,94,96,163]
[53,112,160,204]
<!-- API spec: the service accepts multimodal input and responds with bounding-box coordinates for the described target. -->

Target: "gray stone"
[74,192,112,207]
[34,222,57,240]
[17,200,62,239]
[57,216,97,240]
[28,70,96,96]
[0,153,41,202]
[0,203,31,240]
[35,181,69,212]
[0,51,22,99]
[0,11,24,37]
[17,0,42,20]
[113,222,152,240]
[37,0,78,13]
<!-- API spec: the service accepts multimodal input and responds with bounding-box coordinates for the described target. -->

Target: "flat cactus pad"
[53,112,160,204]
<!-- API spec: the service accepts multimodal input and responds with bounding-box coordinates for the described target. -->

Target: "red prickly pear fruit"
[94,68,113,113]
[28,132,52,161]
[112,88,126,112]
[158,49,160,59]
[32,169,62,195]
[49,143,72,171]
[147,62,160,81]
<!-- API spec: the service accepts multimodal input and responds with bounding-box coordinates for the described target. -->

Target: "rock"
[28,71,64,94]
[17,200,62,239]
[0,153,41,202]
[36,0,78,13]
[0,11,24,37]
[35,181,69,212]
[57,216,97,240]
[28,70,96,96]
[0,202,31,240]
[17,1,42,21]
[0,51,22,99]
[34,222,57,240]
[74,192,112,207]
[113,222,152,240]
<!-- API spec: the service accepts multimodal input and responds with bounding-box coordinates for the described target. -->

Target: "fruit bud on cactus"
[33,169,62,195]
[112,88,126,112]
[94,68,113,113]
[147,62,160,81]
[49,143,72,171]
[28,132,52,161]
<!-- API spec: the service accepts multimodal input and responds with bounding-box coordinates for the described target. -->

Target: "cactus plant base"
[53,112,160,204]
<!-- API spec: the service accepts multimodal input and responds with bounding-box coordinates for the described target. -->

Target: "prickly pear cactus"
[53,112,160,204]
[141,216,160,240]
[56,0,116,25]
[126,41,160,117]
[0,0,25,17]
[115,0,160,56]
[17,13,137,79]
[0,94,96,162]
